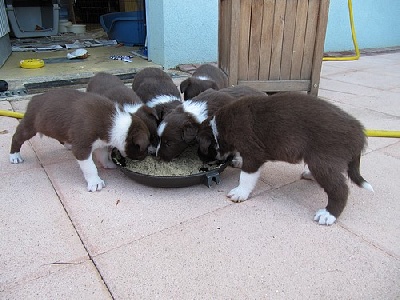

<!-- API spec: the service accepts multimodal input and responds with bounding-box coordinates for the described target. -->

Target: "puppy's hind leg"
[9,119,37,164]
[308,162,348,225]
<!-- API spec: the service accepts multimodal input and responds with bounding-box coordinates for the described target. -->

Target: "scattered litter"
[0,130,9,134]
[67,48,89,59]
[131,48,148,59]
[0,88,28,98]
[110,55,134,62]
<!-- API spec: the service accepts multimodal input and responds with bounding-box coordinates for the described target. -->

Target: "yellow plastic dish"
[20,59,45,69]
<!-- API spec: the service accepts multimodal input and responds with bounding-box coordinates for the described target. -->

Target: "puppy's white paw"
[230,153,243,168]
[63,143,72,150]
[227,186,250,203]
[314,208,337,225]
[301,164,314,180]
[10,152,24,164]
[87,176,105,192]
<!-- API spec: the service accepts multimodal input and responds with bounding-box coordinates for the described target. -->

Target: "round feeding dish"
[111,149,231,188]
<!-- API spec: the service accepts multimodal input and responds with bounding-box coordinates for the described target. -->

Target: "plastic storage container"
[100,11,146,46]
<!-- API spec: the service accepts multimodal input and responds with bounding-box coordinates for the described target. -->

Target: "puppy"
[197,85,266,162]
[199,92,373,225]
[9,88,150,192]
[156,87,249,162]
[132,67,181,103]
[88,72,159,152]
[180,64,229,100]
[87,71,142,105]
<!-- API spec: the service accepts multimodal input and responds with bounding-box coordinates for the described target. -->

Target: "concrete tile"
[94,200,399,299]
[332,69,399,90]
[42,161,255,256]
[0,168,89,291]
[337,151,400,257]
[2,261,111,300]
[10,99,29,113]
[29,135,76,166]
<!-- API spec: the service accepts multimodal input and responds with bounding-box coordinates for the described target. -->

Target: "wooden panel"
[310,0,330,95]
[226,0,241,86]
[238,0,252,81]
[247,0,264,80]
[269,0,286,80]
[238,80,311,92]
[290,0,308,80]
[300,0,319,80]
[280,0,298,79]
[218,0,230,73]
[258,0,275,80]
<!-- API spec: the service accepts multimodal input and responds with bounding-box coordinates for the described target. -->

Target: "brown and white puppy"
[88,72,159,151]
[156,88,242,162]
[180,64,229,100]
[132,67,181,103]
[9,88,150,192]
[199,92,373,225]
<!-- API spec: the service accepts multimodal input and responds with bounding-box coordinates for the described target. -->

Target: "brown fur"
[10,89,150,161]
[87,72,142,105]
[132,67,181,102]
[199,92,370,219]
[180,64,228,100]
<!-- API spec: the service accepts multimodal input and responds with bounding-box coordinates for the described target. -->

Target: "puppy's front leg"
[77,153,105,192]
[227,169,261,202]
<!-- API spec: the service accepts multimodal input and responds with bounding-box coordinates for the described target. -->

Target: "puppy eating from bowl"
[180,64,228,100]
[9,88,150,192]
[87,72,159,152]
[197,92,373,225]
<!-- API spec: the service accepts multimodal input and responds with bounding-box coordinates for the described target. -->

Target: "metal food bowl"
[111,149,231,188]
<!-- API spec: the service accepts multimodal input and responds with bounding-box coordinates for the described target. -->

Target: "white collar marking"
[147,95,181,108]
[210,116,220,150]
[195,75,211,81]
[182,100,208,123]
[123,103,143,114]
[109,105,132,156]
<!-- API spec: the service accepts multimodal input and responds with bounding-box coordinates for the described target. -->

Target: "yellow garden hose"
[323,0,360,61]
[0,110,24,119]
[365,130,400,138]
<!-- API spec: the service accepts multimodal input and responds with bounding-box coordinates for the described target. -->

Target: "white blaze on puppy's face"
[182,100,208,123]
[156,121,167,156]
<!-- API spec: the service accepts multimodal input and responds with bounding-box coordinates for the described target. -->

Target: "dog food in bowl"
[112,146,230,187]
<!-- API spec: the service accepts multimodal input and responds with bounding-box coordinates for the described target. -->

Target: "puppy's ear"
[136,135,150,152]
[182,122,198,143]
[198,135,211,155]
[180,78,191,93]
[142,106,159,121]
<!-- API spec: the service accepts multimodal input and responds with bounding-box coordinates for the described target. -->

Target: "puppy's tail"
[348,155,374,192]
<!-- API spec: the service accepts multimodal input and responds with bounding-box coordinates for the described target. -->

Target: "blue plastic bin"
[100,11,146,46]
